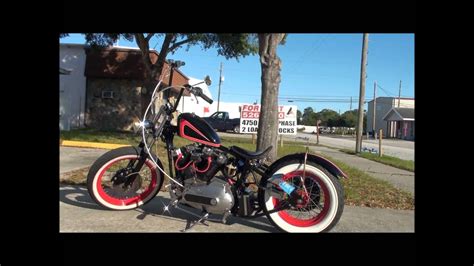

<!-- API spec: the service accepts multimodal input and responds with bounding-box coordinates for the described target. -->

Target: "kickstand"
[180,211,210,232]
[170,204,211,232]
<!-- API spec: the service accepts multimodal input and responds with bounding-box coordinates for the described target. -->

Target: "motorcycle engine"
[180,177,234,214]
[171,144,234,215]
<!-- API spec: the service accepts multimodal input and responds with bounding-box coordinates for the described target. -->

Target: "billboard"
[240,104,297,134]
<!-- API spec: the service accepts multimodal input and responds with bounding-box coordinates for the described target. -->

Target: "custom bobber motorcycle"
[87,60,347,232]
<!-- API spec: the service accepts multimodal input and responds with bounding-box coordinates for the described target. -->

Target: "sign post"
[316,119,321,145]
[379,129,383,157]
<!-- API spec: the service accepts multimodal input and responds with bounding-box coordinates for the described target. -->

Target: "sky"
[60,33,414,114]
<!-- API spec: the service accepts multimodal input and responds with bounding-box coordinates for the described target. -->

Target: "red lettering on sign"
[242,105,260,112]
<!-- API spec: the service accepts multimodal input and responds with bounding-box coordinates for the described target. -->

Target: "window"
[102,91,114,99]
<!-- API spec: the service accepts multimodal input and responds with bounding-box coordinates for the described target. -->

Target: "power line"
[221,92,374,102]
[285,38,323,74]
[376,83,396,96]
[223,91,362,98]
[285,34,330,76]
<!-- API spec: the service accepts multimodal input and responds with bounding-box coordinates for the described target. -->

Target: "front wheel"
[87,146,163,210]
[259,158,344,232]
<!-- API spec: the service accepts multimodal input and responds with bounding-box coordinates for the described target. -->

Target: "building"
[366,97,414,140]
[59,44,87,131]
[177,77,213,117]
[60,43,190,131]
[383,107,415,140]
[177,78,246,119]
[84,46,189,131]
[60,44,261,131]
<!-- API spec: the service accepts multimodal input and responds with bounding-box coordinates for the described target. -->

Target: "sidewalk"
[309,146,415,195]
[60,146,108,174]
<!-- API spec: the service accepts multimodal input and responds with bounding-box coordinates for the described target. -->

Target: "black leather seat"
[230,145,273,160]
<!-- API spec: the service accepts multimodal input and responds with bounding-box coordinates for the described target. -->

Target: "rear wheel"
[259,159,344,232]
[87,146,163,210]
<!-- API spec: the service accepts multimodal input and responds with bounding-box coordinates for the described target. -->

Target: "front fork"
[123,122,176,188]
[122,142,151,188]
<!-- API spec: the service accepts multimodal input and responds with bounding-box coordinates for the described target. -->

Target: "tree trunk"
[256,33,285,163]
[135,33,174,117]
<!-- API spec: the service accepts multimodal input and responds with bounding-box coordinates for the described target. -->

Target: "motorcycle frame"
[128,63,287,218]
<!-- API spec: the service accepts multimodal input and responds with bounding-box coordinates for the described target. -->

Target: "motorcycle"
[86,60,347,232]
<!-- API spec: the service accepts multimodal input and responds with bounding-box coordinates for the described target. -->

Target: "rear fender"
[269,152,348,179]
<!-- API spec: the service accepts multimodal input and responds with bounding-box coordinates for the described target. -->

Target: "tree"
[303,107,314,114]
[296,110,302,124]
[340,109,358,127]
[301,107,315,125]
[61,33,258,115]
[256,33,286,162]
[318,109,339,127]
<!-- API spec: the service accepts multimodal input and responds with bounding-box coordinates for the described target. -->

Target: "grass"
[60,129,414,210]
[340,148,414,172]
[60,167,90,185]
[334,158,414,210]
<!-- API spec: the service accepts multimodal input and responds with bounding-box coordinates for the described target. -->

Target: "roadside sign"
[240,104,297,134]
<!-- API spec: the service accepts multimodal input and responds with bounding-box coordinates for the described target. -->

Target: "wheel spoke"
[309,197,323,210]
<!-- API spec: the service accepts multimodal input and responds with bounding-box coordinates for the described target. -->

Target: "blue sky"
[60,33,414,114]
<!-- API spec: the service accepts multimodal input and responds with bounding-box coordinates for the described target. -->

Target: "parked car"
[202,111,241,133]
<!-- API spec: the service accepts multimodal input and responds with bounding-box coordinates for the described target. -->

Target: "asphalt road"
[60,185,414,233]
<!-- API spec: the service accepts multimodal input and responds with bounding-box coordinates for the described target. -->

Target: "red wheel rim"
[272,170,331,227]
[95,156,158,206]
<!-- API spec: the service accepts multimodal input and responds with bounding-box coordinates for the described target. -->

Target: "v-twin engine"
[177,178,234,215]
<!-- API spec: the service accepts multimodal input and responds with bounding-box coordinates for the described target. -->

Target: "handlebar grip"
[200,93,213,104]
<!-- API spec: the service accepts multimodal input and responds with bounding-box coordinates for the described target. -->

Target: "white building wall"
[395,98,415,108]
[179,77,245,119]
[366,97,414,136]
[208,102,245,119]
[59,44,87,130]
[178,77,213,117]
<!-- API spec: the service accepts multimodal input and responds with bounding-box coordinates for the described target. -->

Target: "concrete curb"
[61,140,130,150]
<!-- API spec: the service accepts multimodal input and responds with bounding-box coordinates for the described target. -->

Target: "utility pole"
[372,81,377,138]
[356,33,369,153]
[217,62,223,112]
[350,97,352,110]
[398,80,402,107]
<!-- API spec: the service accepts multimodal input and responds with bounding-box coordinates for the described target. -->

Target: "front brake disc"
[110,174,143,198]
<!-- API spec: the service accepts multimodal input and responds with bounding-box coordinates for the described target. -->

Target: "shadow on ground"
[59,185,278,232]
